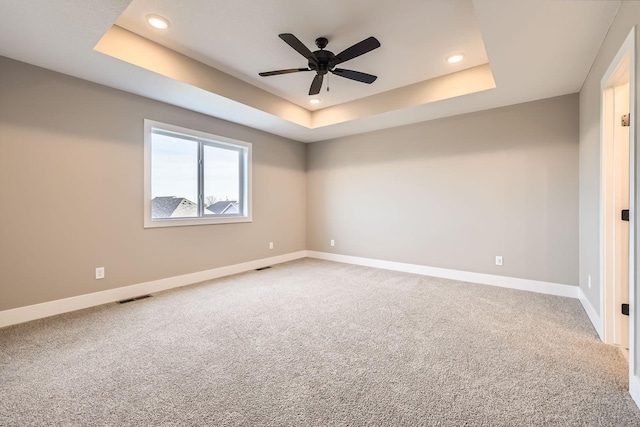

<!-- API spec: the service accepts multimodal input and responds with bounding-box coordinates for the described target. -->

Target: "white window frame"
[144,119,252,228]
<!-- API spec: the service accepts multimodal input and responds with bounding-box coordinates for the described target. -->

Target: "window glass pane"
[203,145,240,215]
[151,133,199,219]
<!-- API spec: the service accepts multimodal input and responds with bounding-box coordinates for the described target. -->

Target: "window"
[144,120,251,228]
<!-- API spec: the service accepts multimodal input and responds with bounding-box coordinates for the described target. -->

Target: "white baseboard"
[0,250,585,329]
[0,251,306,329]
[578,288,604,340]
[306,251,579,299]
[631,374,640,409]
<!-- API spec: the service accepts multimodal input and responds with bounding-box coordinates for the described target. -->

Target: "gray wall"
[0,56,581,312]
[307,95,579,286]
[0,57,307,311]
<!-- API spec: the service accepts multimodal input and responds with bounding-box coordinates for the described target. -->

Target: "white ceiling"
[115,0,489,110]
[0,0,621,143]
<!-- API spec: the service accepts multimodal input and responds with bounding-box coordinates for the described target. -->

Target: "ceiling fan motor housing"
[310,49,334,75]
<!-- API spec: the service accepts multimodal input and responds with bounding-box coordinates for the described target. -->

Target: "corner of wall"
[578,286,604,340]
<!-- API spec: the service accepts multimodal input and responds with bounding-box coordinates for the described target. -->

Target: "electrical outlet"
[96,267,105,280]
[269,242,274,250]
[588,275,591,289]
[495,256,503,266]
[330,239,335,247]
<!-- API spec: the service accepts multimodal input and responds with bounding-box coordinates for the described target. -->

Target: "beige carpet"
[0,258,638,426]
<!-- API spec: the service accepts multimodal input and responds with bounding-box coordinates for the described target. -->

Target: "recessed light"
[446,53,464,64]
[146,14,170,30]
[309,98,321,104]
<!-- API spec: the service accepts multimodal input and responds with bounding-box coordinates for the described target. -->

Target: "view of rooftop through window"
[150,131,241,219]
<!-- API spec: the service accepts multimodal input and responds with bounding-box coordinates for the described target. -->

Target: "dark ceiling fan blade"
[279,33,318,66]
[329,37,380,67]
[331,68,377,84]
[309,74,323,95]
[259,68,311,77]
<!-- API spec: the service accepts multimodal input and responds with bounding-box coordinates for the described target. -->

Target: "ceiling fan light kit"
[259,33,381,96]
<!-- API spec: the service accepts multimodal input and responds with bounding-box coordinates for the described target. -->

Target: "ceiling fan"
[259,33,381,96]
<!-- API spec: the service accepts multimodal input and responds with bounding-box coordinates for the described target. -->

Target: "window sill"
[144,215,252,228]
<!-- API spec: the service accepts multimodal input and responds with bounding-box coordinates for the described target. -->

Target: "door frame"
[600,26,637,404]
[601,42,632,350]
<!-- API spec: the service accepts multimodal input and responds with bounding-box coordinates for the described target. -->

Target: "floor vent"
[255,266,272,271]
[118,295,152,304]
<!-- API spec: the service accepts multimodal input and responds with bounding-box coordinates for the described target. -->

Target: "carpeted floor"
[1,258,639,426]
